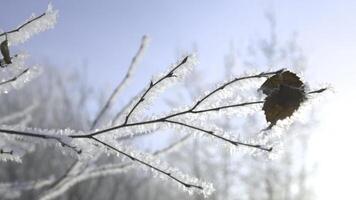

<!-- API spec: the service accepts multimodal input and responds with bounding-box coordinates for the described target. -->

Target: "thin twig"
[123,56,189,124]
[163,119,272,152]
[190,69,284,111]
[73,100,266,138]
[0,13,46,38]
[0,149,13,154]
[307,88,327,94]
[90,136,203,190]
[0,68,29,86]
[191,101,264,113]
[111,87,145,125]
[0,128,81,153]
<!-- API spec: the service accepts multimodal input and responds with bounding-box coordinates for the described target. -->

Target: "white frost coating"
[40,136,211,200]
[96,122,161,141]
[163,117,267,155]
[169,54,198,79]
[150,54,198,84]
[0,152,22,162]
[0,67,42,94]
[0,176,55,199]
[191,75,265,111]
[40,135,192,200]
[195,101,261,121]
[0,54,42,94]
[0,3,58,46]
[0,53,28,71]
[0,125,81,160]
[112,55,197,125]
[129,55,197,121]
[253,98,318,160]
[93,139,214,197]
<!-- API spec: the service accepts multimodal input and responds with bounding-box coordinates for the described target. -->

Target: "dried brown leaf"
[0,38,12,65]
[262,84,306,127]
[259,71,304,95]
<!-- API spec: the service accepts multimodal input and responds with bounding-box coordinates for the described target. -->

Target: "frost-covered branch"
[0,4,58,45]
[69,67,281,151]
[37,134,192,200]
[0,50,325,197]
[0,14,45,37]
[163,119,272,151]
[0,68,29,86]
[0,127,80,153]
[190,69,284,111]
[90,136,211,193]
[123,56,190,124]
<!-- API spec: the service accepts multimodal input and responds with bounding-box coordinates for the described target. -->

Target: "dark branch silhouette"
[90,136,204,190]
[0,13,46,37]
[0,68,29,86]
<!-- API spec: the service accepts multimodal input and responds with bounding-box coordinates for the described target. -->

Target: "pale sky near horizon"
[1,0,356,199]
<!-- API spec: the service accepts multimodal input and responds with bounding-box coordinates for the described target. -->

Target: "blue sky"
[1,0,356,199]
[1,0,355,88]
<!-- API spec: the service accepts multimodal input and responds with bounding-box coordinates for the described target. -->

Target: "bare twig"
[0,149,13,154]
[308,88,327,94]
[191,101,264,113]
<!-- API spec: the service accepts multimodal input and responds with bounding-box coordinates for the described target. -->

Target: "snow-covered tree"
[0,5,327,199]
